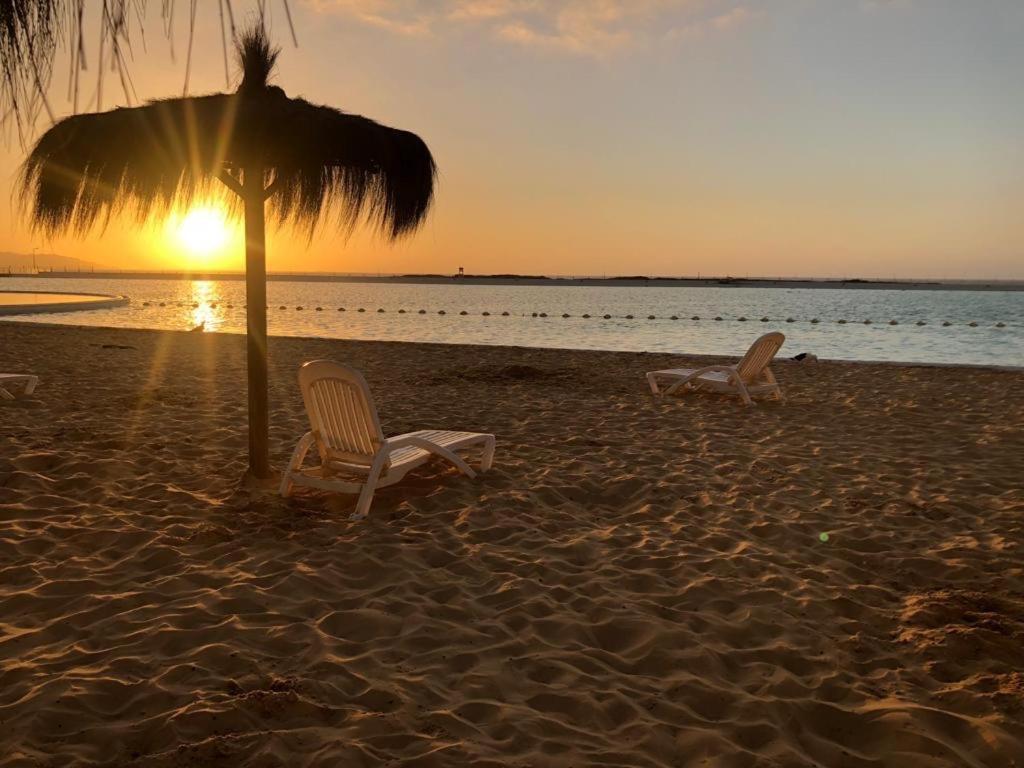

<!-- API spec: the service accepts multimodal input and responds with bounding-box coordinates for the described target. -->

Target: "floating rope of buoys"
[563,313,571,318]
[227,304,233,309]
[159,302,165,307]
[996,322,1006,328]
[460,310,468,315]
[502,311,510,316]
[482,311,490,316]
[603,314,612,319]
[582,313,591,319]
[647,315,656,320]
[540,312,548,317]
[625,314,634,319]
[378,308,385,313]
[315,307,322,311]
[279,305,287,310]
[889,320,898,325]
[670,315,679,320]
[760,317,769,322]
[210,303,217,309]
[143,301,150,306]
[398,309,406,314]
[419,309,426,314]
[916,320,925,326]
[941,321,950,326]
[338,307,345,311]
[738,316,747,322]
[786,318,794,323]
[811,318,820,324]
[837,319,846,324]
[438,310,446,315]
[192,302,199,308]
[296,306,304,311]
[968,321,978,327]
[692,315,699,321]
[864,319,872,324]
[714,316,722,321]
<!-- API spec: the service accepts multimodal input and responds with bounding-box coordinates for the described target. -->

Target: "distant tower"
[458,266,464,277]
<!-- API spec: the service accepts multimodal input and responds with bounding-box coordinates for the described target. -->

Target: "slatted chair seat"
[279,361,496,519]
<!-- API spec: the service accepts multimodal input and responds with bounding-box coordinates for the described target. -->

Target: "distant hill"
[0,251,104,273]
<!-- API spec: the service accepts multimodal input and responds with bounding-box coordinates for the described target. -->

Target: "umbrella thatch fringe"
[19,24,436,241]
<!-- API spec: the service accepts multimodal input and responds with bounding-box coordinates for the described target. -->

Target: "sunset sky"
[1,0,1021,279]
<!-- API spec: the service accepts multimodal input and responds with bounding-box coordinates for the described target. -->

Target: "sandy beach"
[1,322,1022,767]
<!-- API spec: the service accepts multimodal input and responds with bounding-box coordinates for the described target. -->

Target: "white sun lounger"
[279,360,496,519]
[0,374,38,400]
[646,332,786,405]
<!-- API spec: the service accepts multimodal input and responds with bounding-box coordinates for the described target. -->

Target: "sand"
[1,322,1022,768]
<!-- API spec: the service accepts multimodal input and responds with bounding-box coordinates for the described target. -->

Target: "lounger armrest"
[292,431,318,466]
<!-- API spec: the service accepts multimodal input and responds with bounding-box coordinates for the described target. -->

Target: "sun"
[176,207,230,255]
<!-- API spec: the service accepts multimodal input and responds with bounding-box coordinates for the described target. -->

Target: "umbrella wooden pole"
[243,164,271,479]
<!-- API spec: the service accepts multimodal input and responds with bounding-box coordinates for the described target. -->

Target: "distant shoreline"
[7,271,1024,292]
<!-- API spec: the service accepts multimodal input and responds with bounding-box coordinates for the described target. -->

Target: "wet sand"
[2,322,1022,767]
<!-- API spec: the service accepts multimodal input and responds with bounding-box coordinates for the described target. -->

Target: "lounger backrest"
[736,332,785,382]
[298,360,384,465]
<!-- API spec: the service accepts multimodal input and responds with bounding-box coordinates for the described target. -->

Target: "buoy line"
[139,302,1011,327]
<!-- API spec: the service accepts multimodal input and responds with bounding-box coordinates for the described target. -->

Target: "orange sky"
[1,0,1022,279]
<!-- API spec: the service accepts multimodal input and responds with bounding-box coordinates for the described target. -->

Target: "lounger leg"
[352,451,389,520]
[647,372,662,395]
[401,438,478,478]
[352,479,378,520]
[433,444,476,478]
[736,381,753,406]
[663,380,683,396]
[764,369,785,403]
[480,436,496,472]
[0,387,12,401]
[23,377,37,395]
[663,378,694,397]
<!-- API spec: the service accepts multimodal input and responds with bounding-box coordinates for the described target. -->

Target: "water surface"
[2,277,1020,366]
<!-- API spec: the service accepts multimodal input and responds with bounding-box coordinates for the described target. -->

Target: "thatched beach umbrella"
[19,26,436,479]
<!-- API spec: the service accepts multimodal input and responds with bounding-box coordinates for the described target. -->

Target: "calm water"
[2,277,1021,366]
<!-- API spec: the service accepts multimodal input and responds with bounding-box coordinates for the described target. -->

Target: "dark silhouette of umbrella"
[19,25,436,479]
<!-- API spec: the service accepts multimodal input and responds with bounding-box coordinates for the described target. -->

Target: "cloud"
[305,0,759,53]
[666,4,758,40]
[304,0,434,36]
[447,0,540,22]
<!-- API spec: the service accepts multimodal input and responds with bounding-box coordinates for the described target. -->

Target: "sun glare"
[176,207,230,256]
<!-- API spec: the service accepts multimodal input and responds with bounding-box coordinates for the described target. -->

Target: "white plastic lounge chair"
[647,332,786,405]
[0,374,38,400]
[280,360,496,519]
